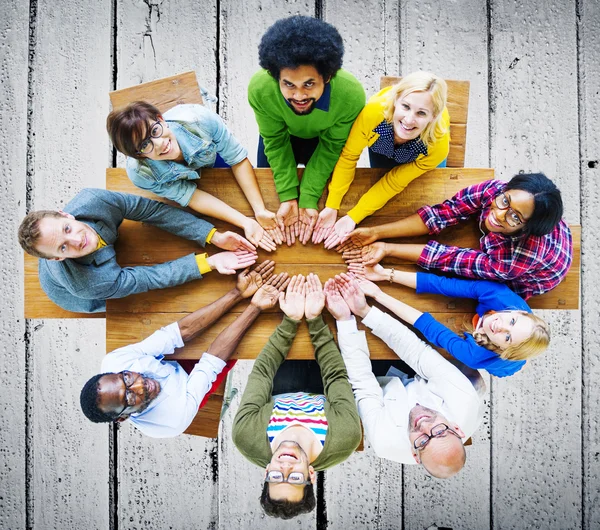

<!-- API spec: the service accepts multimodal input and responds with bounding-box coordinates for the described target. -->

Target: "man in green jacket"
[249,15,365,245]
[232,273,362,520]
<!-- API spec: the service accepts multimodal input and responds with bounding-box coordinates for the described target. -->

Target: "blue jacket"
[126,104,248,206]
[413,273,531,377]
[38,189,214,313]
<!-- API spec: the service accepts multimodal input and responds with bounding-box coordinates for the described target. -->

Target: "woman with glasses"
[312,71,450,247]
[343,265,550,377]
[107,101,283,251]
[340,173,573,300]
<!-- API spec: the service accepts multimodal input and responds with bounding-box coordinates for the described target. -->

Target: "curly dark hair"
[260,481,316,519]
[505,172,563,237]
[80,373,118,423]
[258,16,344,80]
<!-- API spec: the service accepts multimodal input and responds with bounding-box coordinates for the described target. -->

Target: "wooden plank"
[27,1,112,528]
[1,0,28,526]
[580,1,600,528]
[490,1,582,529]
[109,71,203,112]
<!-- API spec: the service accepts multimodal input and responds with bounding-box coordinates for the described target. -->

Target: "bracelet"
[389,268,395,284]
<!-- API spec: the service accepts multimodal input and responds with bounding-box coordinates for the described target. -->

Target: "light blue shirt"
[126,104,248,206]
[101,322,227,438]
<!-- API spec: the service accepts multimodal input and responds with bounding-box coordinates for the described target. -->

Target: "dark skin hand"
[178,260,276,342]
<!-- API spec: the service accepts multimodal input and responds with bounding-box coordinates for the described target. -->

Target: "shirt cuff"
[278,188,299,202]
[206,227,218,244]
[361,306,385,330]
[335,315,359,334]
[199,351,227,372]
[298,193,319,210]
[195,253,212,275]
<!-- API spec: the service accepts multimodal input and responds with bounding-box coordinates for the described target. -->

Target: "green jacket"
[248,69,365,209]
[232,315,362,471]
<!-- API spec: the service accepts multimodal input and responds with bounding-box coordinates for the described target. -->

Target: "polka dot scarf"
[370,120,428,164]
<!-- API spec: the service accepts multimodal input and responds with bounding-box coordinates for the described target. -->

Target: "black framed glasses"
[136,120,164,155]
[115,370,138,418]
[413,423,461,453]
[265,471,311,485]
[494,193,525,227]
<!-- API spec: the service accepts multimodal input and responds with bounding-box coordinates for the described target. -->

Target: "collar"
[282,82,331,113]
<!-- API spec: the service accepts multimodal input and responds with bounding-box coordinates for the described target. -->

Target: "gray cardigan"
[38,188,214,313]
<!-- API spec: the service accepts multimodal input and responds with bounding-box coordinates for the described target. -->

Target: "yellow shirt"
[326,86,451,223]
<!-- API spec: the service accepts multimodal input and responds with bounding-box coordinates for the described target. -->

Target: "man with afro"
[249,15,365,245]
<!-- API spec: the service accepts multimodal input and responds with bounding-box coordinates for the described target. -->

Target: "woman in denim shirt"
[107,102,283,251]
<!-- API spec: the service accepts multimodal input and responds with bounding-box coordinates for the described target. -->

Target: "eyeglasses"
[494,193,525,227]
[136,120,164,155]
[265,471,311,485]
[413,423,461,453]
[115,370,138,418]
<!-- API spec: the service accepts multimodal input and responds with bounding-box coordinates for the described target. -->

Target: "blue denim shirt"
[126,104,248,206]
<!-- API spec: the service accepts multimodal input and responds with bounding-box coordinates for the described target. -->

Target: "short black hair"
[80,373,118,423]
[505,173,564,237]
[258,16,344,81]
[260,481,316,519]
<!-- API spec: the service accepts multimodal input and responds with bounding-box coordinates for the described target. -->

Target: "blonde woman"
[313,71,449,247]
[342,267,549,378]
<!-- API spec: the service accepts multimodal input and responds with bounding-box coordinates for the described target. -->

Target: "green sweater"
[232,315,362,471]
[248,69,365,209]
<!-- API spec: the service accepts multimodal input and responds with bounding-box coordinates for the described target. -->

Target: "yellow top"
[326,86,450,223]
[195,253,212,275]
[96,234,107,249]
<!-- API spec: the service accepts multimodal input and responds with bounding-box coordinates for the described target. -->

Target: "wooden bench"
[380,76,470,168]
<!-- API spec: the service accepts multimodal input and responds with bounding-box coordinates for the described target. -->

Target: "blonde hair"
[468,311,550,361]
[382,71,448,148]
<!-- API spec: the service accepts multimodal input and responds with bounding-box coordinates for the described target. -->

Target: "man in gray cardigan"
[18,188,258,313]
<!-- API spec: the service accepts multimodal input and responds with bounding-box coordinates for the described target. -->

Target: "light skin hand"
[235,260,276,298]
[278,274,306,320]
[243,218,277,252]
[347,262,389,282]
[343,242,387,267]
[324,215,356,250]
[305,273,325,319]
[298,208,318,245]
[255,209,285,246]
[312,207,337,244]
[277,200,299,246]
[206,249,258,275]
[324,278,351,321]
[210,230,256,252]
[336,226,378,253]
[334,273,372,318]
[250,272,291,310]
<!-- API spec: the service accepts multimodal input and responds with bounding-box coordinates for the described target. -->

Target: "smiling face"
[279,65,327,115]
[137,118,183,162]
[484,189,535,234]
[392,90,436,144]
[96,371,161,420]
[478,311,535,350]
[265,441,315,502]
[35,212,100,260]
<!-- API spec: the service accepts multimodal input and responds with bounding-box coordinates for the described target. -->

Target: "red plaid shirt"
[416,180,573,300]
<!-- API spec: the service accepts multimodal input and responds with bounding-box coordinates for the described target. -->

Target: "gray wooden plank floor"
[1,1,598,528]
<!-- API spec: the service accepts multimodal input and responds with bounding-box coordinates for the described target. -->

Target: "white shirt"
[101,322,226,438]
[337,308,484,464]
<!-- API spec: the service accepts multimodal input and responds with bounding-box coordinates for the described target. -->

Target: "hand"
[206,249,258,275]
[278,274,306,320]
[304,273,325,319]
[276,200,299,246]
[334,273,372,318]
[211,230,256,252]
[298,208,318,245]
[324,215,356,250]
[243,218,277,252]
[336,226,378,253]
[343,242,387,267]
[346,262,389,282]
[255,209,285,246]
[250,272,291,310]
[324,278,351,321]
[311,207,337,244]
[236,260,276,298]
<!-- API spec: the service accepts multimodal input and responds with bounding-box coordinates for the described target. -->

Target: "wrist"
[355,305,372,319]
[231,287,244,302]
[305,311,322,320]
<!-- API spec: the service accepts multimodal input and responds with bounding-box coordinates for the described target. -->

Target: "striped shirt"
[267,392,329,446]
